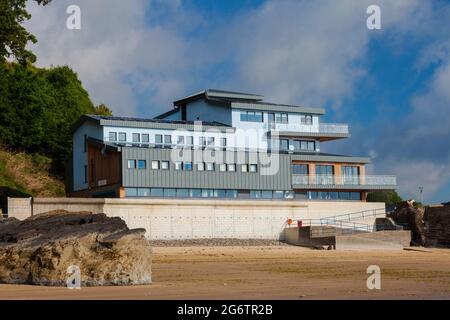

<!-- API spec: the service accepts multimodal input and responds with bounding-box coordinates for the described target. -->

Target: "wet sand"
[1,246,449,299]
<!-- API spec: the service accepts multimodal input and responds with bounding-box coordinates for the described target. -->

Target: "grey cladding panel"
[121,147,292,190]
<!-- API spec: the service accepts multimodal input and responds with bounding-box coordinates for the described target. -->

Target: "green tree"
[0,0,52,65]
[0,62,102,174]
[367,190,403,208]
[94,103,113,116]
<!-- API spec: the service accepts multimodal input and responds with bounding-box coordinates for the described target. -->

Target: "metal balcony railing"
[318,123,349,134]
[263,122,349,135]
[292,174,397,186]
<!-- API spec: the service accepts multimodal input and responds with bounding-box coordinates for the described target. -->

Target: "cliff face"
[0,210,152,286]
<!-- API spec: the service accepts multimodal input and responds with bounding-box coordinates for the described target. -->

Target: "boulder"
[389,201,425,246]
[0,210,152,286]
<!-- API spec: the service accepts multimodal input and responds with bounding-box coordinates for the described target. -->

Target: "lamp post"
[419,186,424,205]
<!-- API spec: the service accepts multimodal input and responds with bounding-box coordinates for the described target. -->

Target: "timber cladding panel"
[88,143,121,188]
[121,147,292,190]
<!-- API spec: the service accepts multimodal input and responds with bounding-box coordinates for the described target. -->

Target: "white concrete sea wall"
[8,198,384,240]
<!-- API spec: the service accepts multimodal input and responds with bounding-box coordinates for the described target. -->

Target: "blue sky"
[25,0,450,203]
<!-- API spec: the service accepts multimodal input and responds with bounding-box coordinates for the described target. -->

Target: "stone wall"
[424,205,450,247]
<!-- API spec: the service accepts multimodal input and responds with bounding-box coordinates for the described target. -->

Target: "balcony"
[318,123,348,135]
[292,174,397,190]
[264,122,349,141]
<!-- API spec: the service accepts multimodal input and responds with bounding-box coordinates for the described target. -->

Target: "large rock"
[0,210,152,286]
[389,201,425,246]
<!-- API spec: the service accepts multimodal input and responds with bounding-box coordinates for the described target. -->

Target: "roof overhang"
[100,118,235,133]
[290,154,370,164]
[276,131,350,141]
[231,102,325,115]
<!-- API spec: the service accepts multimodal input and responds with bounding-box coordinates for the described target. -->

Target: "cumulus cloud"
[25,0,195,116]
[224,0,423,108]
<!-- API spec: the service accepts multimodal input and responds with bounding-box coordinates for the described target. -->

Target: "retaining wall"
[7,197,384,240]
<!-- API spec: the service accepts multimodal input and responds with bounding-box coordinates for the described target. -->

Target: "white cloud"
[225,0,423,108]
[25,0,193,116]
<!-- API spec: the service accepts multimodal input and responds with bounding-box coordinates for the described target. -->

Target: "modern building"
[68,89,397,201]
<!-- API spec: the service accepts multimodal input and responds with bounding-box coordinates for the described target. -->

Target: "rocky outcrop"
[389,201,425,246]
[423,205,450,247]
[0,210,152,286]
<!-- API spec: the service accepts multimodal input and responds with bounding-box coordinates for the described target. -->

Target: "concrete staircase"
[284,208,411,250]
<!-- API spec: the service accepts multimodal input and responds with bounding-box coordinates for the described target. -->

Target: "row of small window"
[280,139,315,151]
[125,188,239,198]
[124,188,294,199]
[240,111,313,125]
[308,191,361,200]
[109,132,227,147]
[143,160,258,173]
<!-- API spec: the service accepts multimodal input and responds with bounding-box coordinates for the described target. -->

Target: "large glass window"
[341,166,359,185]
[186,136,194,146]
[142,134,149,143]
[241,164,248,172]
[177,189,189,198]
[219,163,227,172]
[275,113,288,124]
[240,111,263,122]
[197,162,205,171]
[190,189,202,198]
[216,189,226,198]
[316,165,334,184]
[228,164,236,172]
[177,136,184,145]
[132,133,140,143]
[249,164,257,172]
[164,189,177,197]
[280,139,289,151]
[250,190,261,199]
[226,190,238,198]
[151,188,164,197]
[292,164,308,174]
[125,188,138,197]
[206,163,215,171]
[184,162,193,171]
[273,191,284,199]
[138,188,150,197]
[261,190,273,199]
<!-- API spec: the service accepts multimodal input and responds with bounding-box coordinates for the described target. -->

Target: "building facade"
[68,89,397,201]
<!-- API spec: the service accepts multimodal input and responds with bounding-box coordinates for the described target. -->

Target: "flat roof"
[72,115,234,133]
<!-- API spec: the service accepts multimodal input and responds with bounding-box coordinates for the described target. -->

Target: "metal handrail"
[292,174,397,186]
[320,208,386,222]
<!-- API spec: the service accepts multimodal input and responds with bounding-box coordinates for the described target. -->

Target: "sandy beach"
[1,246,449,300]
